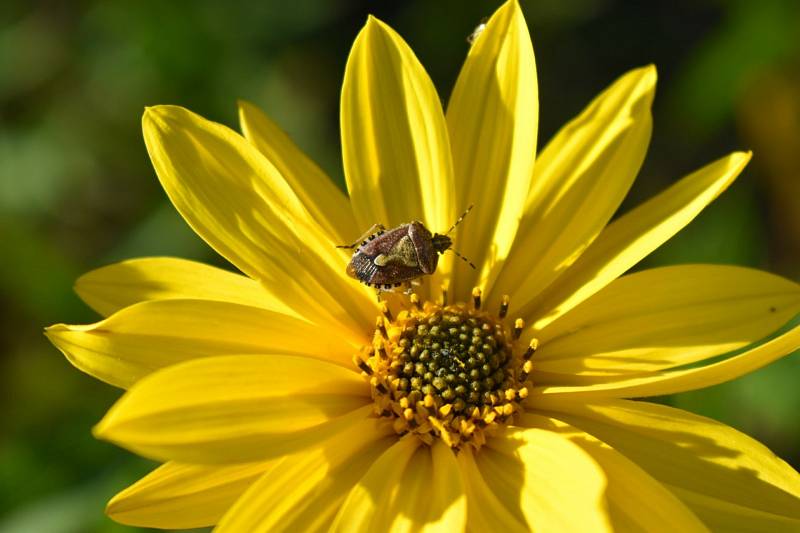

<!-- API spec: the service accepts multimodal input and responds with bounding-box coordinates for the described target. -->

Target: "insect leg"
[336,224,386,249]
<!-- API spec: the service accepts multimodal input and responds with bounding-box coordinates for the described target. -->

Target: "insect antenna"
[445,204,474,235]
[449,249,476,270]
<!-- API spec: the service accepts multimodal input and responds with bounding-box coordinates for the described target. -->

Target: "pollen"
[354,289,536,450]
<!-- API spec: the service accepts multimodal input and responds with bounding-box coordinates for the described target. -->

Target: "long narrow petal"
[446,0,538,299]
[536,398,800,527]
[670,486,800,532]
[73,257,292,318]
[455,448,528,532]
[46,299,361,389]
[238,100,358,244]
[93,355,371,464]
[143,105,375,336]
[478,427,611,532]
[105,460,273,529]
[341,16,454,236]
[332,438,466,533]
[527,152,751,329]
[531,322,800,398]
[216,417,395,532]
[491,66,655,314]
[530,265,800,382]
[519,413,709,532]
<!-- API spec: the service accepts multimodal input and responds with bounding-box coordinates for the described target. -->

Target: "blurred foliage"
[1,0,799,531]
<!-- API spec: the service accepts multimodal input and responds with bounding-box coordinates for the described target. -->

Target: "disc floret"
[354,292,534,449]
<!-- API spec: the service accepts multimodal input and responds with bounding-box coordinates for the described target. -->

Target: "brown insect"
[338,206,475,293]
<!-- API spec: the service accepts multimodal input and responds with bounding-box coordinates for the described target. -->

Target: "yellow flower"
[46,1,800,531]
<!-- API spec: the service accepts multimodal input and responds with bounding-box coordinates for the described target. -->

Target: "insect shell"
[340,206,474,292]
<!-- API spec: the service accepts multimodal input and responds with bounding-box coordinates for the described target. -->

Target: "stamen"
[353,354,373,375]
[381,302,393,322]
[520,360,534,381]
[409,293,420,310]
[522,338,539,360]
[513,318,524,340]
[472,287,482,310]
[499,294,510,319]
[376,317,388,339]
[441,281,449,306]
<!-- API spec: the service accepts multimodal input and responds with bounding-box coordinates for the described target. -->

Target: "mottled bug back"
[347,222,437,289]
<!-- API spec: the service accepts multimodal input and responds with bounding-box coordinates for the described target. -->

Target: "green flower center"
[393,311,511,411]
[354,290,536,450]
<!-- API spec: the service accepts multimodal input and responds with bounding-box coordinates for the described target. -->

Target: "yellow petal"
[46,299,361,389]
[74,257,293,318]
[216,416,395,532]
[491,66,655,314]
[519,413,709,532]
[93,354,371,463]
[143,105,375,336]
[536,398,800,527]
[446,0,538,299]
[455,447,528,533]
[106,460,273,529]
[341,16,454,237]
[238,100,358,244]
[531,265,800,382]
[479,426,611,532]
[670,486,800,532]
[532,322,800,398]
[527,152,752,329]
[332,438,466,533]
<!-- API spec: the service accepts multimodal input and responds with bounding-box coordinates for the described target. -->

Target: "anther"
[377,343,388,359]
[381,302,393,322]
[513,318,525,340]
[472,287,482,310]
[410,293,420,310]
[521,359,534,380]
[376,317,388,339]
[370,377,388,394]
[522,338,539,360]
[353,355,373,375]
[499,295,510,319]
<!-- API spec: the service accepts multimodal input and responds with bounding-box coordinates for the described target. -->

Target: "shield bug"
[338,205,475,293]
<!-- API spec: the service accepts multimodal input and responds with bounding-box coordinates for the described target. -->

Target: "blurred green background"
[1,0,799,531]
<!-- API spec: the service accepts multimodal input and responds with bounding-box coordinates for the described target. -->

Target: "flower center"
[354,288,536,450]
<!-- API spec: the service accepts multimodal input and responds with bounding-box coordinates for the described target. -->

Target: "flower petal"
[475,426,611,532]
[530,265,800,382]
[519,413,708,532]
[526,152,751,329]
[491,66,655,314]
[531,322,800,399]
[105,460,273,529]
[216,417,395,532]
[536,398,800,527]
[670,486,800,532]
[341,16,454,236]
[143,105,375,335]
[46,299,361,389]
[74,257,292,318]
[93,354,371,463]
[455,447,528,532]
[238,100,359,244]
[446,0,538,299]
[332,438,466,533]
